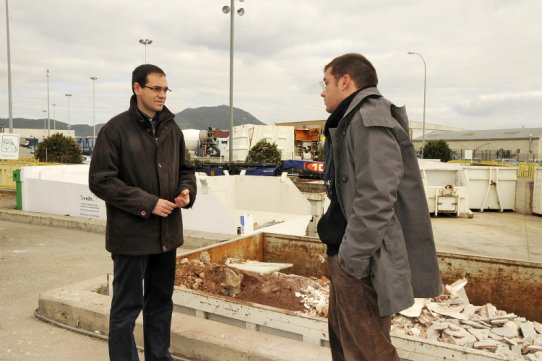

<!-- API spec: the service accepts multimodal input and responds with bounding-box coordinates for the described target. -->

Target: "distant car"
[495,158,519,164]
[82,155,91,164]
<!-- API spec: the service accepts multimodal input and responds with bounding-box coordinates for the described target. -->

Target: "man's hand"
[174,189,190,208]
[152,198,177,218]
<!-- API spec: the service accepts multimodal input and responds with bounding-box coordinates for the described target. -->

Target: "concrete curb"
[0,208,231,248]
[0,208,106,233]
[36,277,332,361]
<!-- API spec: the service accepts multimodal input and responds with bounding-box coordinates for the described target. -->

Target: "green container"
[12,168,22,210]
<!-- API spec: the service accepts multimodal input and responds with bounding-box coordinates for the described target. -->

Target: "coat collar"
[128,95,175,124]
[343,87,381,119]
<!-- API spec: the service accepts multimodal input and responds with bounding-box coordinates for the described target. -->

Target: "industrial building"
[276,119,462,140]
[414,128,542,161]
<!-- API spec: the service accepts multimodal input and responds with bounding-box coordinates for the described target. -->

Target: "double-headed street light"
[222,0,245,164]
[139,39,152,63]
[90,76,97,139]
[65,94,72,131]
[408,51,427,159]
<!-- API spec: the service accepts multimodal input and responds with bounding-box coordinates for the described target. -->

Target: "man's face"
[134,72,168,117]
[320,67,345,114]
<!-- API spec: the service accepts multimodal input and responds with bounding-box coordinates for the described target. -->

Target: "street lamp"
[90,76,97,139]
[222,0,245,164]
[139,39,152,63]
[5,0,13,133]
[42,110,47,130]
[52,103,56,131]
[46,69,50,136]
[408,51,427,159]
[65,94,72,131]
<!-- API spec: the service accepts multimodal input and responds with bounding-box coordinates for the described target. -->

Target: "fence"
[0,158,44,190]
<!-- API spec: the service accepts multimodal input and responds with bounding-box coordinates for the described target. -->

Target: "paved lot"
[0,211,115,360]
[431,211,542,263]
[1,190,541,360]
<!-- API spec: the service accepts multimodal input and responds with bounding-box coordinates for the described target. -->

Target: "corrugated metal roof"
[414,128,542,141]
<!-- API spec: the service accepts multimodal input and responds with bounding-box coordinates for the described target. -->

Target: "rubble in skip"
[178,254,542,360]
[390,279,542,360]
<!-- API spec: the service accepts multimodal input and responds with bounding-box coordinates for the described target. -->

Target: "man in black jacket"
[89,64,197,361]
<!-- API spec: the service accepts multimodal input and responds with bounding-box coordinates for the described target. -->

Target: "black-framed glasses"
[141,85,172,94]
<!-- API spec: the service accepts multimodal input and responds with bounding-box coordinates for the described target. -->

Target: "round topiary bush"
[34,133,82,164]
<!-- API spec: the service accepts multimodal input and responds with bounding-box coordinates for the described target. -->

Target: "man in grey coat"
[317,53,442,360]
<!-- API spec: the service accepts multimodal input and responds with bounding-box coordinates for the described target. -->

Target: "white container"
[419,160,472,217]
[20,164,106,219]
[232,124,295,162]
[532,167,542,215]
[19,166,312,236]
[464,166,517,211]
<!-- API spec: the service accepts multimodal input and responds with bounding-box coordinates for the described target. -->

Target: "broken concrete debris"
[178,258,541,360]
[296,276,542,359]
[391,278,542,360]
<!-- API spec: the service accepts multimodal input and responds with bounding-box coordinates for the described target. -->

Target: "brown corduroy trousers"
[327,255,400,361]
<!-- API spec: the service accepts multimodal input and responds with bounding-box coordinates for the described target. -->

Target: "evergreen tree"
[246,139,282,163]
[422,139,452,162]
[34,133,82,163]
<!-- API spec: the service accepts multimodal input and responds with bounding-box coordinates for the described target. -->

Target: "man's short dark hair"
[132,64,166,94]
[324,53,378,88]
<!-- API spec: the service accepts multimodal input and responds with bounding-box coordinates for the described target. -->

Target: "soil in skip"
[174,258,329,315]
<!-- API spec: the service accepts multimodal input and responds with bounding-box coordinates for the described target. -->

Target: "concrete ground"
[0,193,116,361]
[431,211,542,263]
[1,190,541,360]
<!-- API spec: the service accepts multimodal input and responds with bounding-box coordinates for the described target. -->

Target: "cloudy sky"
[1,0,541,130]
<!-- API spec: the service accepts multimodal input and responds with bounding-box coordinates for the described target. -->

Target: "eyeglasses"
[319,75,342,91]
[141,85,172,94]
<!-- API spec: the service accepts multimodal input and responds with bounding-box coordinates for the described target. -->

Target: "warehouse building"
[413,128,542,162]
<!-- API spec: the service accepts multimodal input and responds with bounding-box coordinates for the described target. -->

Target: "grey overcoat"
[330,87,442,316]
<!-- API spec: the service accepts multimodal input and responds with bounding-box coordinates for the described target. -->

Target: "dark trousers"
[109,250,177,361]
[327,255,399,361]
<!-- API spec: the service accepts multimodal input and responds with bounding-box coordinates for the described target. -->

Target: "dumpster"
[170,233,542,361]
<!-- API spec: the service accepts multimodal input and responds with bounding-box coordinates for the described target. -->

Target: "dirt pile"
[175,257,329,315]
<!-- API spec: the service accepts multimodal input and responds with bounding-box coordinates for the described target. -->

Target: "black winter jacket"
[89,96,197,255]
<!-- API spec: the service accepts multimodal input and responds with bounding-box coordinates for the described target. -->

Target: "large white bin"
[19,165,311,236]
[419,160,471,217]
[464,166,517,211]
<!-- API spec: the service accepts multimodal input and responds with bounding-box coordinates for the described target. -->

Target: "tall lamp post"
[222,0,245,164]
[90,76,97,139]
[42,110,47,130]
[52,103,56,131]
[139,39,152,63]
[65,94,72,131]
[46,69,50,136]
[408,51,427,159]
[5,0,13,132]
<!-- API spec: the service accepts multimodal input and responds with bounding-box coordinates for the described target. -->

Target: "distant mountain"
[0,118,100,138]
[0,105,264,137]
[174,105,264,130]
